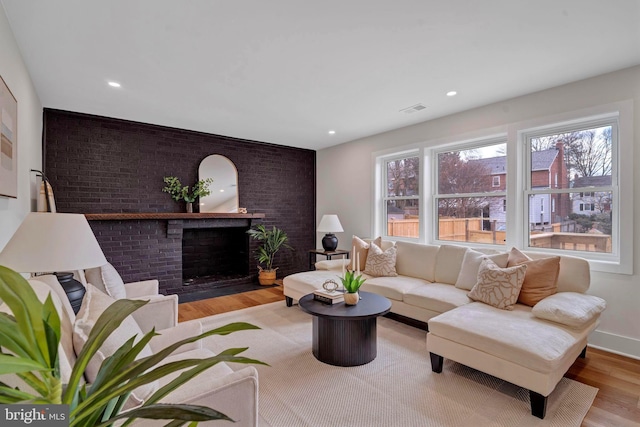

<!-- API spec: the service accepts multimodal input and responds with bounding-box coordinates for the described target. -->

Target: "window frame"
[377,149,422,241]
[432,136,508,247]
[520,112,625,272]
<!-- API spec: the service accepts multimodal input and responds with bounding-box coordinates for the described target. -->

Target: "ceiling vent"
[400,103,426,114]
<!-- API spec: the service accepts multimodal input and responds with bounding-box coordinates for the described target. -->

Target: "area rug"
[198,302,597,427]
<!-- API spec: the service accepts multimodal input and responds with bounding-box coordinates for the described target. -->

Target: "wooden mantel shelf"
[84,213,266,221]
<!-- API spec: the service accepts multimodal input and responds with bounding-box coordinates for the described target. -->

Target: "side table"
[308,249,350,270]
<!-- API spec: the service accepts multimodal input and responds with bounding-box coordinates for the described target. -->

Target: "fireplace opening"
[181,227,256,301]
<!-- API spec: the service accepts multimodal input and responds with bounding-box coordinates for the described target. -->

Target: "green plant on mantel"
[0,265,264,427]
[162,176,213,203]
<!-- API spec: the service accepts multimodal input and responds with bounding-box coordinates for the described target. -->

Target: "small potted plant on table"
[340,269,366,305]
[247,224,293,285]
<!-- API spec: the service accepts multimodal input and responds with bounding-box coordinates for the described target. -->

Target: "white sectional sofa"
[283,239,606,419]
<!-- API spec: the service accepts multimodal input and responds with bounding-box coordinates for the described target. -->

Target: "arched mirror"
[198,155,239,213]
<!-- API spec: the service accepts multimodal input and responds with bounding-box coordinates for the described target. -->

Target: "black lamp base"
[54,272,86,314]
[321,233,338,252]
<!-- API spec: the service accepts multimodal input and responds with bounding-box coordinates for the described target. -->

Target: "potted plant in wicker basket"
[247,225,293,285]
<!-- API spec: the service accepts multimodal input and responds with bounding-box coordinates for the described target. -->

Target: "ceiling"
[2,1,639,151]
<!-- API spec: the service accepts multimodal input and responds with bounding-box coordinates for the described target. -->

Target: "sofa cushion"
[363,242,398,277]
[455,250,509,291]
[403,283,471,314]
[361,275,426,301]
[73,284,158,408]
[507,247,560,306]
[428,302,596,374]
[395,241,439,282]
[532,292,606,329]
[434,245,468,285]
[467,258,527,310]
[84,262,127,299]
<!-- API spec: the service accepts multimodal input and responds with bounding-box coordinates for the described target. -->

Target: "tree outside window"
[385,155,419,238]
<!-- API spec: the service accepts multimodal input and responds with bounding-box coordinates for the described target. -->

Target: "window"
[383,154,420,238]
[373,101,631,273]
[435,140,506,245]
[525,121,616,255]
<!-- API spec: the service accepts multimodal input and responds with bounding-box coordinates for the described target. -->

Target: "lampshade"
[0,212,107,273]
[317,214,344,233]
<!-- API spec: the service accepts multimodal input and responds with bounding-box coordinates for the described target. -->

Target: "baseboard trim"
[589,329,640,360]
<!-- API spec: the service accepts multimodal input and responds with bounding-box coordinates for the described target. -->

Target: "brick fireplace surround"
[43,109,316,301]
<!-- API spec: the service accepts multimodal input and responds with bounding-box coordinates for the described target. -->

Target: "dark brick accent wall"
[43,109,315,297]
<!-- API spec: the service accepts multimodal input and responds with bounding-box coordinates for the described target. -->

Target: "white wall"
[0,6,43,249]
[318,65,640,359]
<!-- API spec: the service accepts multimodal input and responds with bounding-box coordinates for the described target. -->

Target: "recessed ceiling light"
[108,81,121,88]
[328,130,336,135]
[446,91,457,97]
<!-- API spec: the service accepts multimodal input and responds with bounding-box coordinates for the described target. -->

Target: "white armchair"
[83,262,178,331]
[16,275,259,427]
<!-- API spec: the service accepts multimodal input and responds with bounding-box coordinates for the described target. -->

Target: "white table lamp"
[0,212,108,313]
[317,214,344,252]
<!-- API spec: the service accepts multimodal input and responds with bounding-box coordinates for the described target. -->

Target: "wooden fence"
[387,217,611,252]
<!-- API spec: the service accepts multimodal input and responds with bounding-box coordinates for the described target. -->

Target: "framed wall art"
[0,75,17,198]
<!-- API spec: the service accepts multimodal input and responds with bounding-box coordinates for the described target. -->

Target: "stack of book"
[313,288,345,305]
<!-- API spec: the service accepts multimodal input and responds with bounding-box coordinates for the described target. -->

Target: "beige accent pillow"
[73,284,157,408]
[455,250,510,291]
[507,247,560,306]
[468,258,527,310]
[518,256,561,306]
[351,235,381,271]
[363,242,398,277]
[84,262,127,299]
[532,292,606,328]
[506,247,530,265]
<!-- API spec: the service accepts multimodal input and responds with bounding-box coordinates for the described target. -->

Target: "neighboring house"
[571,175,613,214]
[470,142,570,228]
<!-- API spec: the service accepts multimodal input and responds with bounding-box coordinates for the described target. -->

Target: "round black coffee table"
[298,291,392,366]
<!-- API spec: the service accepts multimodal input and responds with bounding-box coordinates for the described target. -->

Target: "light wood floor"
[179,285,640,426]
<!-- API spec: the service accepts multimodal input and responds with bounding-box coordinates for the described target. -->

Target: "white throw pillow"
[434,245,469,285]
[363,242,398,277]
[455,250,509,291]
[532,292,606,328]
[84,263,127,299]
[73,284,157,408]
[467,258,527,310]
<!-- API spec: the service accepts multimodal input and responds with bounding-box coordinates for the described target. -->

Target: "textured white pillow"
[467,258,527,310]
[363,242,398,277]
[455,250,510,290]
[73,284,157,408]
[532,292,606,328]
[84,263,127,299]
